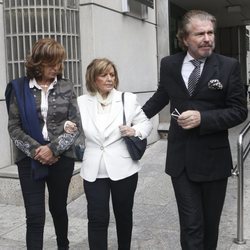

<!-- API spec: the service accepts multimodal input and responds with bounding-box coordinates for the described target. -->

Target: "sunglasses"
[171,108,180,120]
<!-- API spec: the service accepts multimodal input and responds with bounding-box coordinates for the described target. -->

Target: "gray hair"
[177,10,216,51]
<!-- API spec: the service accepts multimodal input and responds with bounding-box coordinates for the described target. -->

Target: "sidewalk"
[0,122,250,249]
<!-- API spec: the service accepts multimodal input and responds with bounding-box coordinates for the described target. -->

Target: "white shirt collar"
[29,77,58,90]
[184,52,206,64]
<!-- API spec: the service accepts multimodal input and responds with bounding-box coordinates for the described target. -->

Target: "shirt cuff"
[134,129,142,139]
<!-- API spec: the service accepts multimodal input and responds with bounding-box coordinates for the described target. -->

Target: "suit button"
[100,146,104,150]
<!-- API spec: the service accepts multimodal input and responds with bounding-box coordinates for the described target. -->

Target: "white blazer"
[77,89,152,182]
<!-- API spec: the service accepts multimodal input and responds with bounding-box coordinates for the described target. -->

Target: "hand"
[119,125,136,137]
[34,145,58,165]
[177,110,201,130]
[64,121,77,134]
[47,156,60,165]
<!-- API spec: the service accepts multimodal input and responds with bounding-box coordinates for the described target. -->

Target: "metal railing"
[231,120,250,244]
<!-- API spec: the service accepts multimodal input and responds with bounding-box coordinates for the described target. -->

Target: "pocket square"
[208,79,223,90]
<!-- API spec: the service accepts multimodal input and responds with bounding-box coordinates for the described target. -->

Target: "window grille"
[4,0,82,96]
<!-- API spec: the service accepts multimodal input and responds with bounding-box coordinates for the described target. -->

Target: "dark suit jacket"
[143,52,248,182]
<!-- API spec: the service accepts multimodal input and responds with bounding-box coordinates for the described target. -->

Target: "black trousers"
[17,156,74,250]
[84,173,138,250]
[171,171,228,250]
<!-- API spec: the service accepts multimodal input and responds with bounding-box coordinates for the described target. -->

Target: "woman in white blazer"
[77,58,152,250]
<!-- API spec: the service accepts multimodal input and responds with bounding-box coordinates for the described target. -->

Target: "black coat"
[143,52,248,182]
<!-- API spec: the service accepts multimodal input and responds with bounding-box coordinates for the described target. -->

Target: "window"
[122,0,149,20]
[4,0,82,95]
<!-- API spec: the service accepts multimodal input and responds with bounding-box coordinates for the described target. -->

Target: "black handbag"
[121,92,147,161]
[73,143,85,161]
[73,130,85,161]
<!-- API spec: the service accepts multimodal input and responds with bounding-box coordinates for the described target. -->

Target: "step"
[0,162,84,206]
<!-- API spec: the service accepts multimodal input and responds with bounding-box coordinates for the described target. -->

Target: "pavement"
[0,120,250,249]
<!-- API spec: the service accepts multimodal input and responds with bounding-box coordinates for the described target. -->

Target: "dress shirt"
[181,53,206,88]
[29,77,57,141]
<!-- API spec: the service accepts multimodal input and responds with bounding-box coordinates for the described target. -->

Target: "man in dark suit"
[142,10,248,250]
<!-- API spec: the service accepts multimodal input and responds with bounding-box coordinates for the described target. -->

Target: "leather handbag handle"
[121,92,126,125]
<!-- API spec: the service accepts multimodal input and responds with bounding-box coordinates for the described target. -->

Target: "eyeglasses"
[171,108,180,120]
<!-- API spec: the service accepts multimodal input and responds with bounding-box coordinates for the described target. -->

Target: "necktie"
[188,59,202,95]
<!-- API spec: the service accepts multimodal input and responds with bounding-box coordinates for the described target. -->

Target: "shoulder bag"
[121,92,147,161]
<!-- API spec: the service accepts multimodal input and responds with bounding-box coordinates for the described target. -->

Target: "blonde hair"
[85,58,119,94]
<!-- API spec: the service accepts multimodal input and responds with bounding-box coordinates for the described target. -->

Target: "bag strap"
[121,92,126,125]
